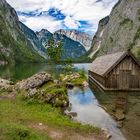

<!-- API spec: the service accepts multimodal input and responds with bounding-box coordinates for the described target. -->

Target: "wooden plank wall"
[106,56,140,89]
[88,71,105,86]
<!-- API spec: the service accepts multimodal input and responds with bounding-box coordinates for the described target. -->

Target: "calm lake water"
[0,63,126,140]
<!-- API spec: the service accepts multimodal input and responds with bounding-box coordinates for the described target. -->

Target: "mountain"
[0,0,45,65]
[53,33,86,59]
[36,29,86,59]
[19,23,47,59]
[88,0,140,59]
[55,29,92,51]
[36,29,52,47]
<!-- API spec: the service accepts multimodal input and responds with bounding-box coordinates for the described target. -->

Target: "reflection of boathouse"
[89,50,140,91]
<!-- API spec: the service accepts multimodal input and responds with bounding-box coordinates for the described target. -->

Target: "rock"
[107,134,112,139]
[68,112,77,117]
[14,72,69,108]
[24,85,69,107]
[63,73,81,82]
[0,78,13,91]
[39,123,43,126]
[27,88,39,97]
[117,121,123,128]
[65,111,77,119]
[16,72,52,90]
[83,81,89,87]
[101,128,112,140]
[66,82,74,89]
[54,80,59,84]
[115,109,125,121]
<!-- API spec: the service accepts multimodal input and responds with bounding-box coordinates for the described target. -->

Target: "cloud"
[6,0,118,34]
[20,15,63,33]
[64,16,80,29]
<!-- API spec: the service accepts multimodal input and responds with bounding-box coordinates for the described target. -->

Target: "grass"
[0,95,100,140]
[41,82,67,95]
[20,86,68,107]
[70,70,87,86]
[0,123,51,140]
[70,77,86,86]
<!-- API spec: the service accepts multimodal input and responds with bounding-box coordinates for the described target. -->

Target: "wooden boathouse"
[88,50,140,91]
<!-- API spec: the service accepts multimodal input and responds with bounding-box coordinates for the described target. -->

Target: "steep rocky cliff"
[89,0,140,59]
[0,0,45,64]
[55,29,92,51]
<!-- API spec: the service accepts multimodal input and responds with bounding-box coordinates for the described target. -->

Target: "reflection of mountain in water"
[89,81,140,140]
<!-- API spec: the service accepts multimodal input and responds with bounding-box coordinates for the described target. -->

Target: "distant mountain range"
[36,29,87,59]
[55,29,92,51]
[0,0,92,65]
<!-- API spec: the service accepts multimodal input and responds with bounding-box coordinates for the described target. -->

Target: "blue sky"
[6,0,118,35]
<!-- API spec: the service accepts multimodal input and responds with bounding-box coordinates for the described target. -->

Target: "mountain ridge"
[55,29,92,51]
[36,29,87,59]
[0,0,45,64]
[88,0,140,59]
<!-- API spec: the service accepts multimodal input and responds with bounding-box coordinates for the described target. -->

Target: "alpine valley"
[0,0,92,65]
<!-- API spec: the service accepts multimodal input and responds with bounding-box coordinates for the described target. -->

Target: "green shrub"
[120,18,133,27]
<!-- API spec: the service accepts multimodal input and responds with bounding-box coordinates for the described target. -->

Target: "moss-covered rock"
[61,72,87,87]
[15,72,69,107]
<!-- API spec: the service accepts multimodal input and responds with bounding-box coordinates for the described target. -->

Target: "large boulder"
[16,72,69,107]
[16,72,52,90]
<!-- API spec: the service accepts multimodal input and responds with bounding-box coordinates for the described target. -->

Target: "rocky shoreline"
[0,71,87,107]
[0,72,113,140]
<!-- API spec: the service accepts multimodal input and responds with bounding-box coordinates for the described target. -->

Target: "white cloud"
[64,16,79,29]
[20,15,62,33]
[6,0,118,34]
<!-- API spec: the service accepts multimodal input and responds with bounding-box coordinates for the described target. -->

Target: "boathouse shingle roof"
[90,51,134,76]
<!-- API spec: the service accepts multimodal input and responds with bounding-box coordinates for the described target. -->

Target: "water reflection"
[89,80,140,140]
[0,63,90,82]
[0,63,63,82]
[66,86,126,140]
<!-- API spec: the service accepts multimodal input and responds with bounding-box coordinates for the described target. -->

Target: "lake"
[0,63,126,140]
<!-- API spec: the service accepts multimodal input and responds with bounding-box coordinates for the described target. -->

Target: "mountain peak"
[55,29,92,51]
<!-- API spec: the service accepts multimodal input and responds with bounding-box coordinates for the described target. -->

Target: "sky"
[6,0,118,35]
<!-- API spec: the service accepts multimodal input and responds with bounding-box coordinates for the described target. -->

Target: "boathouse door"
[119,70,131,90]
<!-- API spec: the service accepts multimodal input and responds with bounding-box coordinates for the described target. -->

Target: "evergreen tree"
[46,35,63,63]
